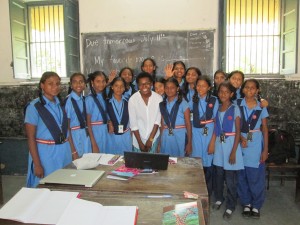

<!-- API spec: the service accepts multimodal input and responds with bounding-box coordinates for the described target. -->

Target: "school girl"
[183,67,202,108]
[237,79,269,219]
[159,78,192,157]
[118,67,136,100]
[227,70,244,99]
[85,71,109,153]
[64,73,91,158]
[191,75,219,196]
[132,58,157,91]
[164,61,186,89]
[212,70,227,97]
[209,81,244,220]
[154,77,166,97]
[24,71,72,187]
[106,77,132,154]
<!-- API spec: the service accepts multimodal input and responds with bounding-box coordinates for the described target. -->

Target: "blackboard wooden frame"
[82,30,214,77]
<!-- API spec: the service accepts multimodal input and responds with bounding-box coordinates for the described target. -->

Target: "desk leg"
[296,170,300,202]
[201,197,209,225]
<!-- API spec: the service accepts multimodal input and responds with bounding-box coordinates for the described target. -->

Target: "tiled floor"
[1,175,300,225]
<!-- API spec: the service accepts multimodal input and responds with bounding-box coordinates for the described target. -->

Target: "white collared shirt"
[128,91,163,148]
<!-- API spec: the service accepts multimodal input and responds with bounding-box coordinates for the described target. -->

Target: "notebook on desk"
[124,151,169,170]
[39,169,105,187]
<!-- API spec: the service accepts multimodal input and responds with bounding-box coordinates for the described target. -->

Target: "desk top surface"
[0,157,208,225]
[41,157,207,197]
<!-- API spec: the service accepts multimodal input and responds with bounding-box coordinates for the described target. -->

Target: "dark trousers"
[214,165,239,211]
[238,163,266,209]
[204,166,213,197]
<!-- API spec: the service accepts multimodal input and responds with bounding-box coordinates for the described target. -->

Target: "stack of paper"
[0,188,138,225]
[72,153,122,169]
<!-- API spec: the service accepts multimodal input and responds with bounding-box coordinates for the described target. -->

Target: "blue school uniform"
[238,99,269,167]
[160,97,189,157]
[123,84,136,100]
[24,96,72,188]
[191,95,219,166]
[186,88,195,110]
[65,91,91,157]
[237,98,269,210]
[213,104,244,170]
[179,79,185,90]
[213,104,244,210]
[85,93,109,153]
[106,96,132,155]
[236,88,241,99]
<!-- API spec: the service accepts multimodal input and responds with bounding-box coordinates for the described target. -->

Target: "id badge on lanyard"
[118,124,124,133]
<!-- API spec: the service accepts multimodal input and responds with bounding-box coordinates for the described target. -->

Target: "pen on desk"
[145,195,172,198]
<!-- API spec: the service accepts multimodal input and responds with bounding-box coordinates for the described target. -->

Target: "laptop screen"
[124,151,169,170]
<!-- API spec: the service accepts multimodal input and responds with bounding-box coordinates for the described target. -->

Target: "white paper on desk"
[0,187,79,224]
[73,157,99,169]
[57,198,137,225]
[82,153,122,166]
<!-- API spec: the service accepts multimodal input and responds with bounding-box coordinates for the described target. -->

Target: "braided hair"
[183,67,202,100]
[218,81,237,102]
[108,77,127,99]
[163,77,183,106]
[240,78,262,102]
[87,71,108,100]
[192,75,212,104]
[38,71,63,106]
[68,72,87,94]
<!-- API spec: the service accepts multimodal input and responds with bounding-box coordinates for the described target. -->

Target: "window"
[9,0,80,79]
[221,0,298,76]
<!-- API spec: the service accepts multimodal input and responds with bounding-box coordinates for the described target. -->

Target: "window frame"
[9,0,80,80]
[219,0,299,78]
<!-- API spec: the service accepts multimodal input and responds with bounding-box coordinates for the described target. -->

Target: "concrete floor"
[1,175,300,225]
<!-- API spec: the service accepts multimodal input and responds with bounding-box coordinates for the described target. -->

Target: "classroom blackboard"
[82,30,214,77]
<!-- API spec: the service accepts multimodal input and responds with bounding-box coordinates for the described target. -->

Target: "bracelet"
[149,137,154,142]
[72,151,77,155]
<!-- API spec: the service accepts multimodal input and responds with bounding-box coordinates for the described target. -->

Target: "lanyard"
[244,106,256,131]
[187,89,194,102]
[199,97,206,121]
[218,104,232,132]
[166,100,177,128]
[48,102,62,128]
[112,98,124,124]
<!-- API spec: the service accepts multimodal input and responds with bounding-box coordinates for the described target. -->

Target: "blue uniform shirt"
[240,99,269,168]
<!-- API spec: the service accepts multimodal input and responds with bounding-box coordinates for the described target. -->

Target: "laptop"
[39,169,105,187]
[124,151,170,170]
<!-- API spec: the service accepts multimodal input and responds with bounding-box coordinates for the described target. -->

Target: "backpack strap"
[70,97,87,129]
[34,101,68,144]
[91,94,108,124]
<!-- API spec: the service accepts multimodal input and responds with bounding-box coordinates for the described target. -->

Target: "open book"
[162,201,205,225]
[0,187,138,225]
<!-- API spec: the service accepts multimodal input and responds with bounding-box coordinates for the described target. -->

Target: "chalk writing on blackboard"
[82,30,214,77]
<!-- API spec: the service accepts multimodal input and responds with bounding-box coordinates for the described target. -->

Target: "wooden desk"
[0,158,209,225]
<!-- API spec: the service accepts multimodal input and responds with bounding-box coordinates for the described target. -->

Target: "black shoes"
[242,205,260,219]
[242,205,252,218]
[251,208,260,219]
